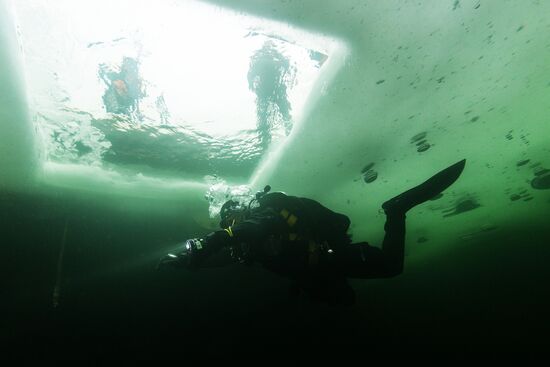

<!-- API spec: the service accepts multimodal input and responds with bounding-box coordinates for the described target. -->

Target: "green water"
[2,189,549,352]
[2,0,550,354]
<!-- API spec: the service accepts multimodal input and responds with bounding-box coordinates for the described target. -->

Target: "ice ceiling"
[10,0,340,182]
[1,0,550,244]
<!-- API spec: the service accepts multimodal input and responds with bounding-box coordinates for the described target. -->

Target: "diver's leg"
[333,213,406,279]
[380,212,406,275]
[382,159,466,215]
[337,160,467,279]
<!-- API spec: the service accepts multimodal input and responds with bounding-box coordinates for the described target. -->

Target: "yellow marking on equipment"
[287,214,297,227]
[224,227,234,237]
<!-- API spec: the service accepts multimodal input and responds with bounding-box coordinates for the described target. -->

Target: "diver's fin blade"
[420,159,466,197]
[382,159,466,214]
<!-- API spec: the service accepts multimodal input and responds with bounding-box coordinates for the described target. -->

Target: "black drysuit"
[196,192,406,304]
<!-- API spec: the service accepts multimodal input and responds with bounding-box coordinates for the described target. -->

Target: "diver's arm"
[158,209,283,270]
[225,208,285,244]
[157,230,231,270]
[159,215,277,268]
[335,214,406,279]
[187,230,233,268]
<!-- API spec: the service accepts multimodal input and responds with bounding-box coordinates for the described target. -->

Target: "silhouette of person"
[99,57,144,117]
[158,160,466,305]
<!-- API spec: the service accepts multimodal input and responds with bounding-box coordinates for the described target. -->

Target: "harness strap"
[280,209,297,228]
[224,227,234,237]
[280,208,322,267]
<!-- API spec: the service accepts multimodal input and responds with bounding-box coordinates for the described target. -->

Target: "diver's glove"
[156,238,205,270]
[156,232,230,270]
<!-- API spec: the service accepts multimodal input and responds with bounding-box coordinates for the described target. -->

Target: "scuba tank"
[219,185,271,228]
[248,185,272,210]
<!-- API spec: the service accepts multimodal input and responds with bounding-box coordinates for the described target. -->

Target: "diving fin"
[382,159,466,215]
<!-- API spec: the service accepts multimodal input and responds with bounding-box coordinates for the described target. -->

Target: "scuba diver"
[99,57,145,117]
[158,159,466,305]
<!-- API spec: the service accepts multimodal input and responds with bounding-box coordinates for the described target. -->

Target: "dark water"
[2,190,549,357]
